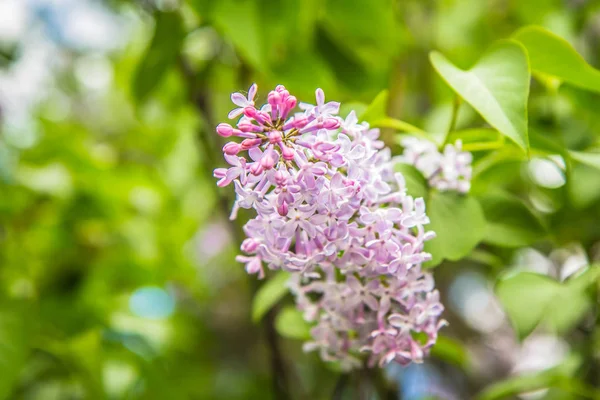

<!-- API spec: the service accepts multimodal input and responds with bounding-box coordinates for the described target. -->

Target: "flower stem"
[446,95,462,139]
[331,373,350,400]
[368,367,397,400]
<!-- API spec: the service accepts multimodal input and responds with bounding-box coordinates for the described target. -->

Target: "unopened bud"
[277,201,289,216]
[223,142,241,155]
[216,123,234,137]
[241,138,262,150]
[281,144,295,161]
[323,118,341,130]
[241,238,260,253]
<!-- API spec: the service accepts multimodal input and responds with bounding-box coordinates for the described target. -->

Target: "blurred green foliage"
[2,0,600,399]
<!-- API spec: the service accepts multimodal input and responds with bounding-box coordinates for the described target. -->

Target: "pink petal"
[228,108,244,119]
[315,88,325,106]
[231,92,248,107]
[248,83,257,101]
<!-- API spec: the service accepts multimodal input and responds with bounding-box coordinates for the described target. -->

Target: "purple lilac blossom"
[398,137,473,193]
[214,84,446,369]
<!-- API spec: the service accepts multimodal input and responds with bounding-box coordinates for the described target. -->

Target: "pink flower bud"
[243,106,257,118]
[241,238,260,253]
[244,106,270,124]
[249,162,263,175]
[260,150,276,170]
[216,123,234,137]
[323,118,341,130]
[292,116,309,129]
[285,96,297,110]
[241,138,262,150]
[268,131,282,144]
[280,144,295,161]
[223,142,241,155]
[274,170,288,186]
[268,90,281,107]
[313,142,339,152]
[238,121,262,133]
[277,201,289,216]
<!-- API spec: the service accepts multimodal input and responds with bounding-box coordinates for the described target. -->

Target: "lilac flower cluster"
[398,137,473,193]
[214,84,446,369]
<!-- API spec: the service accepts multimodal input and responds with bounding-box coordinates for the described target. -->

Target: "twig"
[177,55,291,399]
[331,373,350,400]
[445,95,461,140]
[367,366,397,400]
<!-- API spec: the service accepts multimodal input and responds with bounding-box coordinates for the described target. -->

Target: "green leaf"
[472,146,526,180]
[569,151,600,170]
[186,0,217,19]
[568,158,600,209]
[212,0,265,72]
[356,90,424,134]
[476,355,592,400]
[430,41,530,151]
[133,12,186,102]
[467,249,505,270]
[548,265,600,333]
[496,267,600,339]
[446,129,504,152]
[479,191,546,248]
[0,301,31,399]
[496,272,560,340]
[424,192,486,267]
[274,306,311,340]
[545,287,591,334]
[394,164,428,200]
[252,271,290,323]
[359,90,388,124]
[530,130,569,157]
[371,117,425,134]
[513,26,600,93]
[568,265,600,291]
[66,331,104,397]
[431,335,470,370]
[315,25,371,91]
[321,0,399,68]
[339,102,367,120]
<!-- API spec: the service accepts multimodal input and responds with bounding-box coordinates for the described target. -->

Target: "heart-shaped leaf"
[430,335,470,370]
[133,12,186,102]
[513,26,600,93]
[359,90,388,124]
[568,152,600,209]
[479,191,546,248]
[497,266,600,340]
[430,41,530,151]
[252,271,290,323]
[394,164,428,200]
[496,272,560,340]
[275,306,311,340]
[424,192,486,267]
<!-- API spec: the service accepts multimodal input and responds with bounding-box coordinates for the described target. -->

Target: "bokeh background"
[2,0,600,399]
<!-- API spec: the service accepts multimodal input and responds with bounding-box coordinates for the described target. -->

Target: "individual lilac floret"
[398,137,473,193]
[214,84,446,370]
